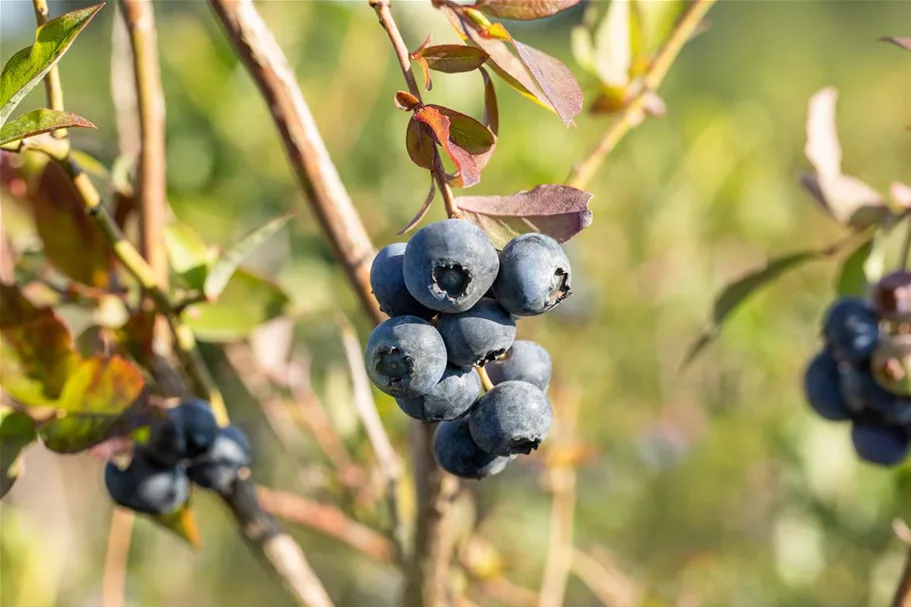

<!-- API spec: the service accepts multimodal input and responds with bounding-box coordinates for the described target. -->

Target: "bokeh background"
[1,1,910,606]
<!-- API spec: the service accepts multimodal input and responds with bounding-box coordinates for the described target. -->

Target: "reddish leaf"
[39,355,150,453]
[0,283,77,406]
[406,116,436,170]
[29,161,112,288]
[398,175,436,235]
[474,0,583,21]
[455,184,593,247]
[415,106,482,188]
[116,309,156,367]
[881,36,911,52]
[481,67,499,135]
[395,91,420,111]
[800,173,892,229]
[415,45,489,73]
[427,105,494,154]
[509,37,583,127]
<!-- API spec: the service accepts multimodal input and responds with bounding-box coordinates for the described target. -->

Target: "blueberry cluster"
[105,398,252,515]
[803,271,911,467]
[367,219,570,479]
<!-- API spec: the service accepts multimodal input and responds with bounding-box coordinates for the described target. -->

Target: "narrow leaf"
[416,45,489,73]
[880,36,911,52]
[456,184,593,247]
[427,105,495,154]
[592,0,632,88]
[0,408,36,498]
[204,212,295,301]
[0,4,104,125]
[406,116,436,170]
[0,109,95,146]
[475,0,582,20]
[481,67,499,135]
[835,237,874,297]
[805,87,841,179]
[398,175,436,235]
[415,105,482,188]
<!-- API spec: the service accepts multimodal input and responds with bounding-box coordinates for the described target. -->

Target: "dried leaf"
[39,355,150,454]
[0,109,94,145]
[428,105,495,154]
[800,173,891,229]
[395,91,420,111]
[406,116,436,170]
[398,175,436,235]
[805,87,841,179]
[415,105,482,188]
[0,283,77,407]
[880,36,911,52]
[0,408,36,498]
[204,212,295,302]
[474,0,583,20]
[415,45,489,73]
[455,184,593,247]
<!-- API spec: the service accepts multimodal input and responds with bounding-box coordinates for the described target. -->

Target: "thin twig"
[370,0,460,219]
[570,547,640,607]
[31,0,66,139]
[338,315,409,566]
[101,508,135,607]
[258,486,396,563]
[566,0,716,189]
[893,546,911,607]
[209,0,384,324]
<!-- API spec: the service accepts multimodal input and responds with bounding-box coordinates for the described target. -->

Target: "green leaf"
[203,212,295,301]
[835,238,874,297]
[0,408,37,499]
[415,45,489,73]
[591,0,632,88]
[39,355,149,453]
[185,268,292,342]
[0,109,95,145]
[474,0,583,20]
[415,105,481,188]
[150,501,202,549]
[164,221,215,291]
[428,105,494,155]
[0,4,104,125]
[0,283,77,407]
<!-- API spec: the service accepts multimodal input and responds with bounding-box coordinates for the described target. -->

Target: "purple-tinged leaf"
[805,87,841,179]
[406,116,436,170]
[398,175,436,235]
[428,105,494,155]
[880,36,911,52]
[394,91,420,111]
[455,184,593,247]
[415,105,482,188]
[416,45,489,73]
[481,67,499,135]
[800,173,892,229]
[473,0,583,21]
[0,109,95,146]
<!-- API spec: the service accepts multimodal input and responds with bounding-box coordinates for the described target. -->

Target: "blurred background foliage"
[1,1,910,606]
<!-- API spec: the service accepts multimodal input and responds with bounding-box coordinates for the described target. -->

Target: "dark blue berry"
[469,380,552,456]
[486,340,552,392]
[823,297,880,363]
[403,219,499,314]
[837,362,896,417]
[145,398,218,467]
[437,299,516,368]
[105,450,189,515]
[365,316,447,398]
[492,233,571,317]
[370,243,435,320]
[396,364,480,422]
[851,423,909,466]
[187,425,252,494]
[803,352,851,421]
[433,418,509,479]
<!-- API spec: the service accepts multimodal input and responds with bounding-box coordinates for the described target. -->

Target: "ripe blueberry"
[365,316,447,398]
[486,340,552,392]
[437,299,516,368]
[403,219,499,314]
[187,425,252,494]
[105,450,189,515]
[822,297,879,363]
[837,361,895,416]
[469,380,552,456]
[433,418,509,479]
[802,352,851,421]
[370,243,435,320]
[396,364,480,422]
[851,422,909,466]
[145,398,218,467]
[492,233,571,317]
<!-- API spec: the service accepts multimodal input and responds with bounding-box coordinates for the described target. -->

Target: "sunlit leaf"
[629,0,686,69]
[805,87,841,179]
[185,268,292,343]
[592,0,631,88]
[835,237,874,297]
[0,4,104,125]
[0,109,95,145]
[394,91,420,111]
[428,105,495,155]
[474,0,583,20]
[150,501,202,549]
[164,221,215,291]
[0,408,36,499]
[880,36,911,52]
[456,184,594,247]
[0,283,77,407]
[204,212,294,301]
[800,173,892,229]
[406,116,436,170]
[415,105,482,188]
[890,182,911,209]
[504,33,584,127]
[415,45,489,73]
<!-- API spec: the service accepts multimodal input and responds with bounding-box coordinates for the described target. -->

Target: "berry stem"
[477,367,494,392]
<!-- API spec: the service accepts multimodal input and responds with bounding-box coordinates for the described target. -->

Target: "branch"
[566,0,716,189]
[31,0,66,139]
[209,0,384,324]
[101,508,135,607]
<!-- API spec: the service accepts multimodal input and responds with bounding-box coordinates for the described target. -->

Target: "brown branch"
[570,548,640,607]
[101,508,135,607]
[31,0,66,139]
[566,0,716,189]
[893,546,911,607]
[258,486,395,563]
[209,0,383,324]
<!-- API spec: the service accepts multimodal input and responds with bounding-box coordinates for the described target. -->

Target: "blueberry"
[469,380,552,456]
[837,361,895,417]
[433,418,509,479]
[187,425,252,493]
[145,398,218,467]
[851,422,909,466]
[822,297,879,363]
[492,233,571,317]
[437,299,516,368]
[370,243,436,320]
[396,365,480,422]
[802,352,851,421]
[105,450,189,515]
[486,340,552,392]
[873,270,911,319]
[403,219,499,314]
[365,316,448,398]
